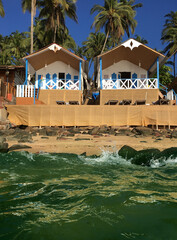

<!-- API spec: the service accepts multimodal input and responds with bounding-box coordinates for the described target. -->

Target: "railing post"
[157,57,159,89]
[79,60,82,90]
[25,59,28,85]
[100,57,102,89]
[16,85,19,97]
[34,85,36,104]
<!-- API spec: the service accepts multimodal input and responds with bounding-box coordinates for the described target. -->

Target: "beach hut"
[16,43,87,105]
[94,38,167,105]
[0,65,24,101]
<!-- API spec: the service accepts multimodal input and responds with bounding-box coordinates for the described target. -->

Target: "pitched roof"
[22,43,84,71]
[97,39,166,74]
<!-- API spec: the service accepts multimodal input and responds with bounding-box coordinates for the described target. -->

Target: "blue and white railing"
[16,79,80,98]
[35,78,79,90]
[102,78,158,90]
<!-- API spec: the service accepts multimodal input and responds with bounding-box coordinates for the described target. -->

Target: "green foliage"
[91,0,141,52]
[0,31,30,65]
[161,11,177,56]
[38,0,77,42]
[134,34,148,44]
[154,65,173,87]
[161,11,177,78]
[0,0,5,17]
[33,17,77,52]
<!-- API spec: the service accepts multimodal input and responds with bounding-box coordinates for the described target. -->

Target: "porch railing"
[102,78,158,90]
[16,85,35,98]
[16,79,80,97]
[35,78,79,90]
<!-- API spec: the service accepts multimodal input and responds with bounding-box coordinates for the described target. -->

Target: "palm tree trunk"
[54,25,57,43]
[30,0,34,54]
[101,30,109,54]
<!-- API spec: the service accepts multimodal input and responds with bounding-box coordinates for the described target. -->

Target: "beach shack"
[0,65,24,101]
[16,43,87,105]
[94,38,167,105]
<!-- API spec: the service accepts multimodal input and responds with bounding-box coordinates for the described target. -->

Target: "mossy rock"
[131,149,160,166]
[118,145,137,160]
[155,147,177,160]
[8,144,32,152]
[0,143,8,153]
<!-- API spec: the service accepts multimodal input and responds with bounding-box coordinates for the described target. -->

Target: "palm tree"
[134,34,148,44]
[161,11,177,79]
[38,0,77,43]
[82,32,112,69]
[22,0,37,54]
[33,17,77,51]
[91,0,137,53]
[8,31,30,65]
[0,0,5,17]
[120,0,143,10]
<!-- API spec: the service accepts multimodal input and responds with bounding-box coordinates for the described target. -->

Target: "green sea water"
[0,151,177,240]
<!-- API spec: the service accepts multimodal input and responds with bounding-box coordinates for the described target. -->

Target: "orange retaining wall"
[16,98,45,105]
[6,105,177,127]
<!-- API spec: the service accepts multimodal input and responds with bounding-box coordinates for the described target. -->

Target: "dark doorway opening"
[58,73,65,79]
[119,72,131,79]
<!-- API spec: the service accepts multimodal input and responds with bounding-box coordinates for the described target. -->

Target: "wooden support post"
[100,57,102,89]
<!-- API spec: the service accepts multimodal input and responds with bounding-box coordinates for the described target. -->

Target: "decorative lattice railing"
[36,79,79,90]
[102,78,158,89]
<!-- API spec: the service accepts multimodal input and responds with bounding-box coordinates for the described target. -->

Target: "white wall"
[36,61,79,79]
[102,60,147,79]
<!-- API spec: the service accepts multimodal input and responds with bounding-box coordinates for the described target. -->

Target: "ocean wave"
[1,150,177,169]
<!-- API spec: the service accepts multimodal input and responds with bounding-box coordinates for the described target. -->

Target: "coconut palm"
[120,0,142,10]
[38,0,77,43]
[161,11,177,79]
[8,31,30,65]
[134,34,148,44]
[22,0,37,54]
[0,0,5,17]
[91,0,137,53]
[82,32,112,69]
[33,17,77,51]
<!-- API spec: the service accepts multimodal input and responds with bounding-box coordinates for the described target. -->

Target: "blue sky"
[0,0,176,52]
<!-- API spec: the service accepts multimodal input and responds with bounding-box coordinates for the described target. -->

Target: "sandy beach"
[6,133,177,156]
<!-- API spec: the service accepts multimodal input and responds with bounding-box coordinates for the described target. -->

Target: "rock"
[118,145,137,160]
[108,128,116,135]
[155,137,163,141]
[8,144,32,152]
[89,127,100,135]
[82,131,88,134]
[38,129,47,136]
[0,143,8,153]
[132,127,153,136]
[67,134,75,137]
[171,130,177,138]
[80,152,86,156]
[131,149,160,166]
[18,134,33,143]
[99,125,108,134]
[75,138,90,141]
[117,128,132,136]
[153,130,163,138]
[155,147,177,160]
[46,130,58,136]
[68,127,81,134]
